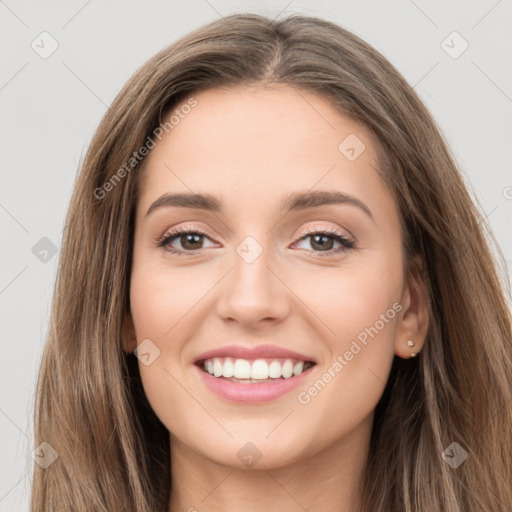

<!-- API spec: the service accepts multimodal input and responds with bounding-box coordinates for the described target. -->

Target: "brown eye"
[292,229,355,257]
[157,228,216,255]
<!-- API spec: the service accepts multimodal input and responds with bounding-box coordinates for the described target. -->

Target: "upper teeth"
[202,357,313,380]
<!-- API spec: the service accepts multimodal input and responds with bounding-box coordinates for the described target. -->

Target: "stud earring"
[410,352,418,358]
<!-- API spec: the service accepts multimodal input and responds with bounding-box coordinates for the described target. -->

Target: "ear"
[394,254,429,359]
[122,312,138,354]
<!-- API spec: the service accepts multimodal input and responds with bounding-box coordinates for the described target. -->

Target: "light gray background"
[1,1,511,509]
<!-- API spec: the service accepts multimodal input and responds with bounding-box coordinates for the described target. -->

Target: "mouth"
[193,353,317,403]
[192,344,318,403]
[195,357,316,384]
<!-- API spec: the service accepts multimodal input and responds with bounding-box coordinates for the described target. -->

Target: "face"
[125,84,418,469]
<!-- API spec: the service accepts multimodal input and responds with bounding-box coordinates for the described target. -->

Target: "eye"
[291,226,355,257]
[156,225,216,256]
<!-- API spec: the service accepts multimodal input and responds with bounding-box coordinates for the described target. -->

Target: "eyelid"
[156,223,215,243]
[296,222,354,240]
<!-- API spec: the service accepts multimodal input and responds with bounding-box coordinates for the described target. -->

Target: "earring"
[407,340,418,358]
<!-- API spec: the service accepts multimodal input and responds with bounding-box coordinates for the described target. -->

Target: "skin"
[124,84,429,512]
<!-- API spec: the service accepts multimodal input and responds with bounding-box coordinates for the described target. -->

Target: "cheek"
[129,258,214,340]
[128,261,210,429]
[299,253,402,353]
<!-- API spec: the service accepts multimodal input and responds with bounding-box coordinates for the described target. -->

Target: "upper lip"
[193,344,316,364]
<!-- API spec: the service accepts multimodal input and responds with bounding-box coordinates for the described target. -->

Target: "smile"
[198,357,315,382]
[194,356,316,403]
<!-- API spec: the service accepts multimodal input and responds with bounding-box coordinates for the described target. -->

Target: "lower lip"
[194,364,315,404]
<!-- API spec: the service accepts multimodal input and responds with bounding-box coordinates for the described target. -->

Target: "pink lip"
[194,363,316,404]
[193,344,316,364]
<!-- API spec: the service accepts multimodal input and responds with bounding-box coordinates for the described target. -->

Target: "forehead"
[137,84,395,224]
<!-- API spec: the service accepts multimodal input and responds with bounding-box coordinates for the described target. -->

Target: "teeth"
[282,359,293,378]
[251,359,269,379]
[293,361,304,376]
[233,359,251,379]
[268,360,282,378]
[202,357,313,380]
[213,358,223,377]
[223,357,234,378]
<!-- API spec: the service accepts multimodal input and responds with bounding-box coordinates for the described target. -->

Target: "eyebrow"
[145,190,373,219]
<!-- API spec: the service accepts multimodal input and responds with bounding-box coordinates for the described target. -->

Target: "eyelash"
[155,225,355,258]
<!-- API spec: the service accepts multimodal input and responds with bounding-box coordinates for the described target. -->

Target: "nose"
[215,238,290,328]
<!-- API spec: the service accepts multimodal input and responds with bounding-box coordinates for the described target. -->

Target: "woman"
[31,12,512,512]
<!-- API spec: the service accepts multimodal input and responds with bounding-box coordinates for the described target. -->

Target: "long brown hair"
[31,13,512,511]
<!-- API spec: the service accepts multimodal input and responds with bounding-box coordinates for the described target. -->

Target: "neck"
[168,412,372,512]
